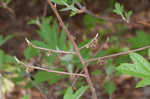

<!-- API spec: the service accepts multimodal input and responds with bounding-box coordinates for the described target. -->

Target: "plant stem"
[47,0,97,98]
[86,45,150,63]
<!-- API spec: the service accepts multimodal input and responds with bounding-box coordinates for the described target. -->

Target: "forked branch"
[47,0,98,99]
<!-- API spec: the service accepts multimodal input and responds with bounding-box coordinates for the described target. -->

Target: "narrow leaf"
[73,86,89,99]
[63,87,73,99]
[136,79,150,88]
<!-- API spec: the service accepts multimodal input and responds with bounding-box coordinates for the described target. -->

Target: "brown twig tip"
[25,38,32,46]
[14,57,20,63]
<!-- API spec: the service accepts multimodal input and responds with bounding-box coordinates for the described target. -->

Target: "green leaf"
[33,69,66,85]
[24,46,39,60]
[67,64,73,73]
[58,30,66,50]
[21,94,30,99]
[113,2,124,15]
[83,15,102,29]
[92,70,103,76]
[128,30,150,49]
[130,53,150,73]
[36,17,67,50]
[104,80,115,95]
[125,11,132,22]
[28,17,40,25]
[61,54,73,62]
[0,50,15,66]
[37,17,56,49]
[4,0,11,4]
[117,53,150,80]
[115,55,130,65]
[148,49,150,59]
[0,34,14,46]
[31,40,48,48]
[63,87,73,99]
[63,86,89,99]
[136,79,150,88]
[61,4,78,12]
[73,86,89,99]
[51,0,68,5]
[0,50,5,66]
[105,59,115,76]
[117,63,150,78]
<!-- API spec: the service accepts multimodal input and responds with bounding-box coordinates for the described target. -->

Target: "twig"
[76,2,122,22]
[79,33,99,50]
[72,45,150,87]
[76,2,150,26]
[25,38,76,54]
[47,0,97,98]
[86,45,150,63]
[15,57,86,77]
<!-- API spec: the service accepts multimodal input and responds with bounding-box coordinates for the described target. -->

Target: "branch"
[76,3,122,22]
[86,45,150,63]
[25,38,76,54]
[47,1,97,98]
[76,2,150,27]
[14,57,86,77]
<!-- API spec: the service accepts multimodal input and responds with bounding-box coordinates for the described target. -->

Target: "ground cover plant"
[1,0,150,99]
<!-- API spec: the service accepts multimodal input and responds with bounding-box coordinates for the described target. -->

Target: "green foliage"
[21,94,30,99]
[51,0,80,16]
[148,49,150,59]
[115,55,130,65]
[117,53,150,87]
[95,46,121,58]
[26,16,69,63]
[60,53,74,73]
[33,69,66,85]
[104,80,115,95]
[113,2,124,15]
[25,17,76,87]
[36,17,67,50]
[4,0,11,4]
[0,50,16,68]
[128,30,150,49]
[105,59,115,76]
[28,17,41,26]
[83,15,103,30]
[108,0,115,10]
[92,70,103,76]
[24,46,40,60]
[51,0,68,5]
[113,2,132,23]
[125,11,132,22]
[0,35,14,47]
[63,86,89,99]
